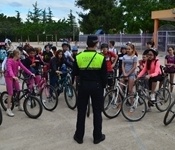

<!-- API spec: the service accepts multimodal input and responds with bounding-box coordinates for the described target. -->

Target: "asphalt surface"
[0,44,175,150]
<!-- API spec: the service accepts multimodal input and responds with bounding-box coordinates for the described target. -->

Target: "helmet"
[62,42,69,47]
[121,45,127,49]
[100,43,108,49]
[126,41,132,45]
[147,48,158,56]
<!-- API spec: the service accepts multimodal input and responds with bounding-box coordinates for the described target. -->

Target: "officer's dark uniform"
[73,36,107,144]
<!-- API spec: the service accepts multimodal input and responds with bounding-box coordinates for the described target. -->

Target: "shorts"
[107,72,114,86]
[149,74,164,90]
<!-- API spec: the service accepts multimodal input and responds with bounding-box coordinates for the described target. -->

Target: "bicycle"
[87,75,115,118]
[54,72,77,110]
[0,106,2,125]
[163,100,175,126]
[22,68,58,111]
[103,76,128,119]
[0,76,43,119]
[121,77,171,122]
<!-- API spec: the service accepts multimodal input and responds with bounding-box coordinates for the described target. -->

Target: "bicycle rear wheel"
[122,94,147,122]
[155,88,171,112]
[0,91,14,111]
[23,96,43,119]
[163,100,175,126]
[0,107,2,125]
[103,88,122,119]
[64,84,77,110]
[40,85,58,111]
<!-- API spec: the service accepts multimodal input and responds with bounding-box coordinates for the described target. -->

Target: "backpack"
[0,49,7,62]
[154,59,164,75]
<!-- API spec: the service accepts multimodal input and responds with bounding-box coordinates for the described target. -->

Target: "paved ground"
[0,43,175,150]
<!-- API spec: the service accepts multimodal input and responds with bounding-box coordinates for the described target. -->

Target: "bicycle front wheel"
[163,100,175,126]
[23,96,43,119]
[0,107,2,125]
[155,88,171,112]
[122,95,147,122]
[0,91,14,111]
[103,88,122,119]
[64,84,77,110]
[40,85,58,111]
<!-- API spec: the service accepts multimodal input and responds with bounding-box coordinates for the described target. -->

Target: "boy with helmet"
[101,43,118,88]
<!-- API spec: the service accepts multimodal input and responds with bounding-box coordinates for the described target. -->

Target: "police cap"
[87,35,98,44]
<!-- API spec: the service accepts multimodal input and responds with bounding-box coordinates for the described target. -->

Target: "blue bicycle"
[55,72,77,110]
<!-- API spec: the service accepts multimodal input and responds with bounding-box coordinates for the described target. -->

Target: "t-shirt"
[109,47,117,54]
[165,55,175,64]
[64,50,72,58]
[103,51,117,72]
[123,55,138,75]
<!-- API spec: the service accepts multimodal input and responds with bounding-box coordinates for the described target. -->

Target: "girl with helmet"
[138,49,163,108]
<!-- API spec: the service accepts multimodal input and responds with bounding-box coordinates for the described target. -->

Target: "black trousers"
[75,80,104,141]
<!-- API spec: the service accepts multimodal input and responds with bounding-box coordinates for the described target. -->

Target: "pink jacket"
[5,58,32,78]
[138,59,161,78]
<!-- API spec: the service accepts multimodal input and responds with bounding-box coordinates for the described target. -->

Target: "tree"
[75,0,122,34]
[119,0,175,33]
[28,1,42,23]
[47,7,53,23]
[42,9,47,24]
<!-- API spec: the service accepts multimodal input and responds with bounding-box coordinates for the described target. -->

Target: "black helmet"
[62,42,69,47]
[100,43,108,49]
[147,48,158,56]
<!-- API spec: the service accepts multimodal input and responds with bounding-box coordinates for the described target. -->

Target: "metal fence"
[79,32,175,52]
[79,34,153,51]
[158,30,175,52]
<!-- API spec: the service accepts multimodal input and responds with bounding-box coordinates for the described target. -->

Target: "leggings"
[5,77,20,96]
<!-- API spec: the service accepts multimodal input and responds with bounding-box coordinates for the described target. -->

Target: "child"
[4,49,34,117]
[22,47,44,90]
[49,50,69,95]
[122,43,138,96]
[164,47,175,92]
[101,43,118,88]
[138,49,163,109]
[42,45,53,80]
[118,46,127,77]
[138,51,148,73]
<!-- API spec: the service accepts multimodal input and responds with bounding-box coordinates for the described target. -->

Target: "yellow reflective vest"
[76,51,104,70]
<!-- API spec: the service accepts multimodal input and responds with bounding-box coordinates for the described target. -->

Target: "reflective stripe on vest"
[76,52,104,70]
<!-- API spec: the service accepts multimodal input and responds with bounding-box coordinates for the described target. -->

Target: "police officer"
[73,35,107,144]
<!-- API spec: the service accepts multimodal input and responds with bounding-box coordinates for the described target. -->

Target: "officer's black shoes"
[94,134,106,144]
[73,134,83,144]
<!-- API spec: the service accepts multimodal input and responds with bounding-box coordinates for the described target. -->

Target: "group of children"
[3,42,77,117]
[100,40,175,110]
[2,39,175,116]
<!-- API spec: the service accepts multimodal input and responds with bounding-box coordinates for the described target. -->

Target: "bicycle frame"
[114,78,128,98]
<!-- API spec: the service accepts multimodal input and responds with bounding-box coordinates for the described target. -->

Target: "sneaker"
[18,105,24,111]
[150,93,156,101]
[6,108,14,117]
[147,107,152,112]
[130,106,135,113]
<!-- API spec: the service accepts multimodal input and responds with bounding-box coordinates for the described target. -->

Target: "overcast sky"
[0,0,82,22]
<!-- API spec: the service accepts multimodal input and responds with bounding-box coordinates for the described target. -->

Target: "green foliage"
[0,2,79,42]
[76,0,175,34]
